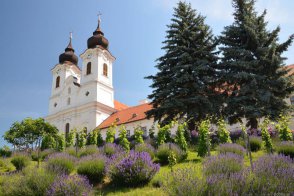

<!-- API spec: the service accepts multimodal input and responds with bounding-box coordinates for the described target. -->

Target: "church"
[45,17,157,138]
[45,16,294,138]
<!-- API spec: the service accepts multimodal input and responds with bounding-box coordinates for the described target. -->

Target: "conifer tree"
[218,0,294,129]
[146,1,219,130]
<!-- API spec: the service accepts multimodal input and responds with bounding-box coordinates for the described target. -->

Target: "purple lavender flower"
[217,143,246,157]
[203,153,243,176]
[108,150,160,186]
[46,174,92,196]
[99,143,124,157]
[45,153,76,174]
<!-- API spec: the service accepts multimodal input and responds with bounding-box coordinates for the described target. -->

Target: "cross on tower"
[97,12,102,26]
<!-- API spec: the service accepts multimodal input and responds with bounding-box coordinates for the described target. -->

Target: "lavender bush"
[108,150,160,186]
[203,153,243,176]
[133,143,155,159]
[78,145,99,157]
[156,143,186,165]
[217,143,246,157]
[276,141,294,158]
[248,136,262,152]
[77,154,108,183]
[45,153,76,174]
[10,153,30,170]
[249,154,294,194]
[162,165,206,196]
[46,174,92,196]
[99,143,124,157]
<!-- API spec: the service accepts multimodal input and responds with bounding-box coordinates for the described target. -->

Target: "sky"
[0,0,293,146]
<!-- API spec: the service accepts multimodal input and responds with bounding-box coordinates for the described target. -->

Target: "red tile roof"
[285,64,294,76]
[114,100,129,111]
[98,103,152,129]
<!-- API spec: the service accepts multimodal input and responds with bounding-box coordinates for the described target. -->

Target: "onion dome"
[87,15,109,49]
[59,33,78,65]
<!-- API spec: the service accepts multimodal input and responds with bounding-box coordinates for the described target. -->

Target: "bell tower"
[80,15,115,108]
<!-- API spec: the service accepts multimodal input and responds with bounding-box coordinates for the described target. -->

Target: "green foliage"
[149,125,155,139]
[156,143,186,165]
[276,141,294,158]
[134,126,144,144]
[249,136,262,152]
[0,158,14,172]
[275,115,293,141]
[175,122,188,153]
[46,153,75,174]
[1,168,55,196]
[55,134,65,151]
[134,143,155,159]
[260,118,273,153]
[31,149,55,161]
[157,122,173,145]
[168,151,177,170]
[0,145,12,157]
[78,145,99,157]
[118,125,130,151]
[4,118,58,150]
[106,124,116,143]
[11,154,30,170]
[65,129,75,147]
[96,131,104,147]
[217,143,246,157]
[41,134,56,150]
[77,157,106,183]
[217,118,231,143]
[145,1,219,127]
[218,0,294,128]
[76,130,87,148]
[197,119,211,157]
[86,131,97,146]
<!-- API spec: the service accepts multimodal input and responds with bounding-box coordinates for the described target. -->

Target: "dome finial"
[65,32,74,51]
[97,12,102,29]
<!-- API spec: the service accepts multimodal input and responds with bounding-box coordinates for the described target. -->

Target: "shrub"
[45,153,76,174]
[106,124,116,143]
[64,146,77,157]
[65,129,75,147]
[99,143,124,157]
[77,154,108,183]
[217,143,246,157]
[217,118,232,143]
[47,174,93,196]
[118,125,130,151]
[96,131,104,147]
[157,122,173,145]
[275,115,292,141]
[260,118,273,153]
[250,154,294,194]
[134,126,144,144]
[86,131,97,146]
[276,141,294,158]
[162,165,206,196]
[0,158,14,172]
[0,145,12,157]
[11,153,30,170]
[156,143,186,165]
[108,150,160,186]
[41,134,56,150]
[55,134,65,151]
[134,143,155,159]
[175,122,188,153]
[248,136,262,152]
[197,119,211,157]
[203,153,243,176]
[76,131,87,148]
[78,145,99,157]
[31,149,56,161]
[2,168,55,196]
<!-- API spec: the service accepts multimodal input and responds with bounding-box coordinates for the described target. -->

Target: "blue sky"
[0,0,293,146]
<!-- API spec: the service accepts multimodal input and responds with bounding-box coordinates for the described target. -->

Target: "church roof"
[97,103,152,129]
[114,100,129,111]
[285,64,294,76]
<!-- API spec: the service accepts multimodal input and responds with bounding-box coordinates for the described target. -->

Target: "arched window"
[67,97,71,105]
[86,62,91,75]
[56,76,60,88]
[65,123,70,139]
[103,63,108,77]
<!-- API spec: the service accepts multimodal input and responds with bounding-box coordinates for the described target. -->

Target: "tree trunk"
[248,118,258,130]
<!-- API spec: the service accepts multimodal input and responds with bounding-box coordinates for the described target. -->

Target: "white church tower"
[46,16,117,135]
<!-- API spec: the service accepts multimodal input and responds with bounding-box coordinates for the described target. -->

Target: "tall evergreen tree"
[218,0,294,129]
[146,1,219,130]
